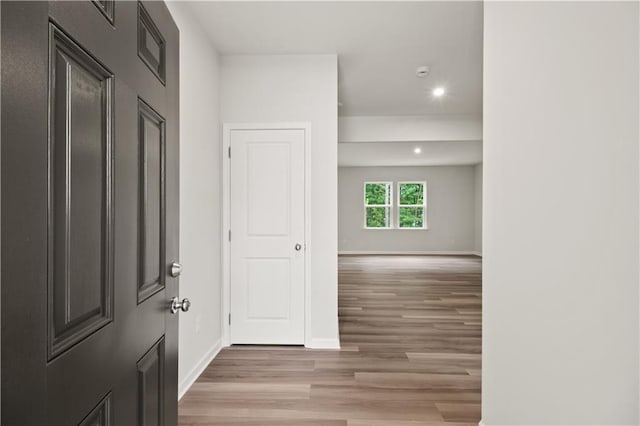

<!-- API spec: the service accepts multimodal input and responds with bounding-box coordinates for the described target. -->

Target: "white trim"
[178,338,222,400]
[222,122,312,348]
[222,124,230,347]
[308,338,341,349]
[304,124,312,348]
[472,251,483,257]
[338,250,477,256]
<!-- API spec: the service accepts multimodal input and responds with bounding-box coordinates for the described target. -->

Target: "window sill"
[363,227,429,231]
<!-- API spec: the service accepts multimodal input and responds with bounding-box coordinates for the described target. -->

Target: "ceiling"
[184,1,484,117]
[339,141,482,167]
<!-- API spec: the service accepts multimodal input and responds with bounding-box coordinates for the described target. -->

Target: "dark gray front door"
[1,1,180,424]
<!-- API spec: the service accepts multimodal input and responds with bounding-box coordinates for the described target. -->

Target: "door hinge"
[228,230,231,241]
[228,146,231,158]
[228,313,231,325]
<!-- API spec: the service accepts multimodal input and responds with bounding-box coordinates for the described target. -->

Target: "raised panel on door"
[137,337,165,426]
[230,129,306,344]
[79,393,112,426]
[91,0,115,25]
[48,22,114,360]
[246,142,291,237]
[138,98,166,304]
[246,258,292,320]
[138,1,166,84]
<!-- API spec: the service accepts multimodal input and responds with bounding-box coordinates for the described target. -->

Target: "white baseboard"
[307,338,341,349]
[178,338,223,400]
[472,251,483,257]
[338,250,477,256]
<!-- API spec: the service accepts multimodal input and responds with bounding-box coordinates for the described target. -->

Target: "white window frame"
[363,181,393,229]
[397,181,427,230]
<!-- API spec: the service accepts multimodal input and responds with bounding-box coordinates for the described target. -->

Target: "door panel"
[91,0,115,25]
[246,142,291,236]
[79,392,112,426]
[138,99,166,303]
[1,1,180,424]
[137,337,165,426]
[138,2,166,84]
[246,258,292,319]
[230,129,305,344]
[48,21,114,360]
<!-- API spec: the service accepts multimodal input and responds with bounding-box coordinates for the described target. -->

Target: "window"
[398,182,426,229]
[364,182,392,228]
[363,181,427,229]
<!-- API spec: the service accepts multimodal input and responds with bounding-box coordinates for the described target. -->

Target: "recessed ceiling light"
[432,87,446,97]
[414,147,422,154]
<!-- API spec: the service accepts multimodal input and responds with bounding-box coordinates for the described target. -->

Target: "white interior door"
[230,128,305,344]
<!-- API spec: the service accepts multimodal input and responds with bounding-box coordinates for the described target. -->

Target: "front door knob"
[170,297,191,314]
[295,243,302,251]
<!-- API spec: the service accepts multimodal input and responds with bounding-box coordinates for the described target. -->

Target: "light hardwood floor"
[178,255,482,425]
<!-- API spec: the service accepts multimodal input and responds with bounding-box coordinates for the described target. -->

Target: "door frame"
[221,122,312,348]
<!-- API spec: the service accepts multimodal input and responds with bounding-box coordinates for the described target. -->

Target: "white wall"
[474,164,482,255]
[338,166,476,253]
[166,2,223,399]
[339,115,482,143]
[221,55,339,348]
[483,2,639,424]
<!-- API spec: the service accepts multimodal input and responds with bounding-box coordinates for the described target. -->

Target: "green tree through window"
[398,182,426,228]
[364,182,391,228]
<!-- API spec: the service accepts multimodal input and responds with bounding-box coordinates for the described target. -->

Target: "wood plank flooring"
[179,255,482,425]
